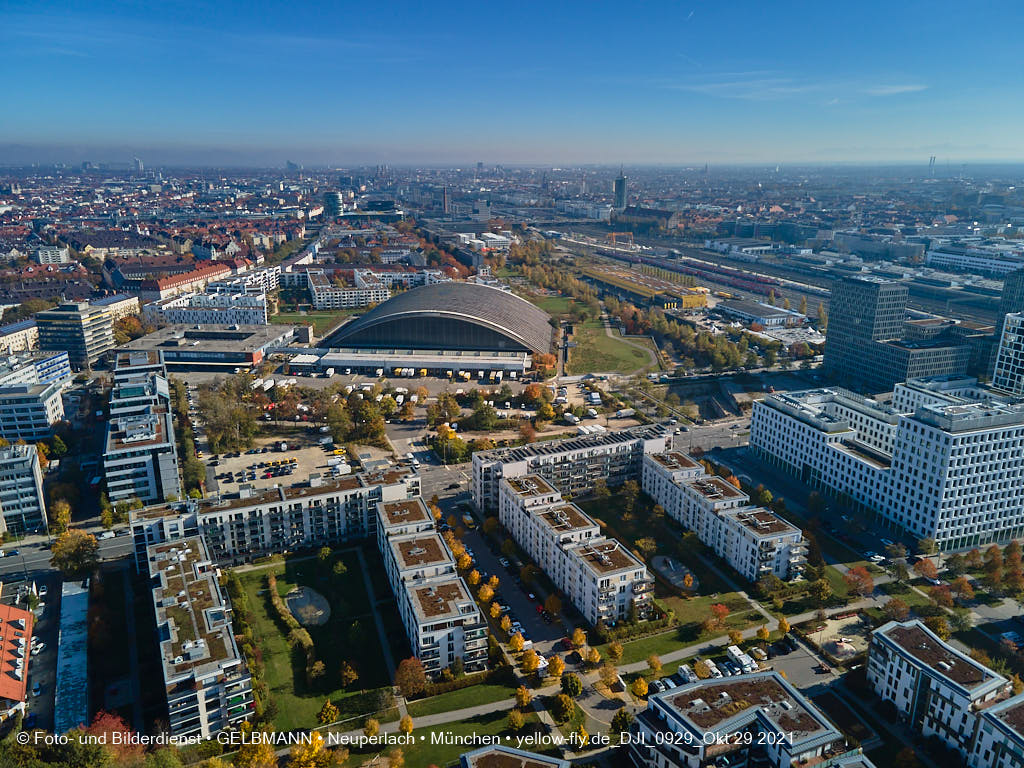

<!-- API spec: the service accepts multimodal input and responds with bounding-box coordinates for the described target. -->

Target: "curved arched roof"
[326,282,553,353]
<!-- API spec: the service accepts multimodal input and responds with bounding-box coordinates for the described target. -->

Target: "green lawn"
[406,680,517,718]
[529,295,577,316]
[236,551,398,731]
[568,320,652,374]
[271,309,358,336]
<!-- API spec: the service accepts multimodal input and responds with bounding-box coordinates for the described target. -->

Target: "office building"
[103,352,180,505]
[323,191,343,218]
[750,377,1024,550]
[823,276,970,393]
[0,444,47,535]
[35,300,115,369]
[498,475,652,625]
[993,312,1024,395]
[377,502,487,675]
[130,467,420,569]
[472,424,667,512]
[613,169,627,210]
[0,604,33,724]
[868,619,1024,767]
[629,670,870,768]
[0,351,71,441]
[143,291,269,326]
[642,452,805,582]
[147,536,253,739]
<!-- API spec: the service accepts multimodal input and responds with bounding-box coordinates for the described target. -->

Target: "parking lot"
[205,434,348,494]
[24,571,62,731]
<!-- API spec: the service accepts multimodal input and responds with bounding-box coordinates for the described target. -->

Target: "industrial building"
[120,324,295,371]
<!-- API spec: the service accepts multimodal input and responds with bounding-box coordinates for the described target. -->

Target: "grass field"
[271,309,357,336]
[568,320,652,374]
[236,551,399,731]
[406,680,516,717]
[530,295,577,316]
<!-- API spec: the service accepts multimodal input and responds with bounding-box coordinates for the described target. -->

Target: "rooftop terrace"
[379,498,431,528]
[573,540,642,575]
[505,475,558,498]
[410,578,476,620]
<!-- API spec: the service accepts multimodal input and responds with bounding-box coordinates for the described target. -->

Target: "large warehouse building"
[323,282,553,354]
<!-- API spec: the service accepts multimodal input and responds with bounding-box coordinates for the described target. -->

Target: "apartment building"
[0,320,38,355]
[207,266,281,294]
[35,300,115,368]
[750,377,1024,550]
[32,245,71,264]
[993,312,1024,395]
[630,670,867,768]
[642,452,805,582]
[147,536,253,739]
[130,467,420,569]
[0,604,33,724]
[91,294,142,322]
[307,269,391,309]
[0,444,47,535]
[0,351,71,441]
[143,291,269,326]
[868,619,1023,766]
[498,475,652,625]
[376,511,487,677]
[472,424,667,512]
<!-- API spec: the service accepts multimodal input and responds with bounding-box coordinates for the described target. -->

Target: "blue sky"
[2,0,1022,165]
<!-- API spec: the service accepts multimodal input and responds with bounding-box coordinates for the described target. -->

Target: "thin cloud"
[864,84,928,95]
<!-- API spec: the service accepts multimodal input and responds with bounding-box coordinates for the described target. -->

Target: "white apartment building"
[143,291,269,326]
[207,266,281,294]
[750,377,1024,550]
[473,425,667,512]
[32,245,71,264]
[130,466,420,569]
[0,320,38,355]
[629,670,864,768]
[994,312,1024,396]
[306,269,391,309]
[642,452,805,582]
[868,619,1021,765]
[498,475,652,625]
[0,444,46,535]
[147,536,253,739]
[376,503,487,675]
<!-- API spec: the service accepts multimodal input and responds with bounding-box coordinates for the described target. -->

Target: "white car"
[37,585,47,597]
[30,643,44,656]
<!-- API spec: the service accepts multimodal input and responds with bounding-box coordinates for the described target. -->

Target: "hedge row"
[414,662,514,699]
[224,572,274,723]
[266,573,319,684]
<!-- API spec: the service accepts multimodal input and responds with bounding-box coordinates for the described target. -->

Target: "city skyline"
[3,0,1024,165]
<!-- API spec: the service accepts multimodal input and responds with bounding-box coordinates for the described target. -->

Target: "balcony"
[632,580,653,594]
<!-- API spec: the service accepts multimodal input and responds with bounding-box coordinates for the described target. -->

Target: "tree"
[728,630,743,646]
[515,685,532,708]
[843,567,874,597]
[507,709,525,732]
[709,603,730,628]
[647,654,662,675]
[925,615,951,640]
[884,598,910,622]
[457,552,472,570]
[339,660,359,688]
[509,632,525,653]
[599,662,619,687]
[778,617,790,635]
[571,627,587,649]
[318,699,339,724]
[544,594,562,616]
[551,693,575,722]
[501,615,512,633]
[51,529,99,577]
[489,601,502,619]
[50,498,72,534]
[309,660,326,681]
[586,647,601,666]
[683,572,694,593]
[333,560,348,577]
[85,710,144,763]
[917,538,938,556]
[234,724,278,768]
[694,660,712,679]
[951,576,975,602]
[522,649,540,674]
[809,578,833,605]
[621,480,640,513]
[930,585,953,608]
[914,559,938,581]
[608,641,624,663]
[630,677,649,698]
[394,657,427,698]
[561,672,583,698]
[634,537,657,560]
[363,718,380,738]
[477,584,494,603]
[965,548,983,569]
[399,715,414,736]
[593,478,610,499]
[548,655,565,678]
[757,625,771,642]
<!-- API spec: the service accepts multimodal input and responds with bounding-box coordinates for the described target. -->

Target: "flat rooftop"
[573,540,642,575]
[392,533,451,569]
[149,537,241,684]
[477,424,665,464]
[505,475,557,498]
[115,349,162,368]
[832,440,892,470]
[881,622,994,689]
[651,451,700,471]
[122,323,293,352]
[461,745,568,768]
[379,498,431,528]
[732,508,798,537]
[410,577,476,620]
[536,503,597,535]
[687,476,746,501]
[105,410,171,451]
[665,672,833,740]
